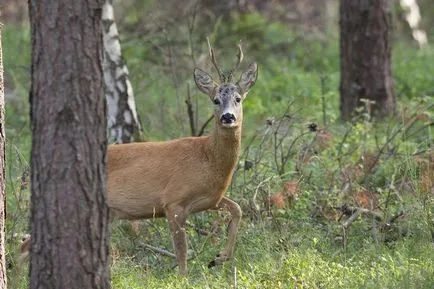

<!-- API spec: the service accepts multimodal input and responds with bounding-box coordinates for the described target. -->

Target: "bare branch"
[337,204,383,222]
[386,210,405,225]
[185,83,196,136]
[343,209,362,229]
[186,221,211,236]
[197,114,214,136]
[139,243,176,258]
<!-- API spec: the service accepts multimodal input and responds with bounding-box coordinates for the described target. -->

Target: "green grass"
[107,216,434,288]
[4,10,434,289]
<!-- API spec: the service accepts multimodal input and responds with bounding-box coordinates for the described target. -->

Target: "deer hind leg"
[18,236,31,263]
[208,197,242,268]
[165,205,188,275]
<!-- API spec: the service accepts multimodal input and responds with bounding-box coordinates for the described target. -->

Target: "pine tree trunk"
[28,1,110,288]
[102,0,142,144]
[339,0,396,120]
[0,23,7,289]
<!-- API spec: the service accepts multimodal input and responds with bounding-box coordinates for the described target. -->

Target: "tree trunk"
[339,0,396,120]
[0,23,7,289]
[399,0,427,48]
[29,1,110,288]
[102,0,142,144]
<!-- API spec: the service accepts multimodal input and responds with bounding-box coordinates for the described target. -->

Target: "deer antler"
[227,40,244,82]
[207,37,225,83]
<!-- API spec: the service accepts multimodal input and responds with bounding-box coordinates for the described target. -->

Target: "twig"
[186,220,211,236]
[403,103,433,138]
[320,74,327,127]
[271,101,295,175]
[336,204,383,222]
[185,83,196,136]
[197,114,214,136]
[370,199,378,244]
[341,209,363,250]
[278,130,310,176]
[139,243,176,258]
[233,265,238,289]
[361,120,408,184]
[405,121,434,139]
[252,175,275,212]
[336,126,353,174]
[343,209,362,229]
[386,210,405,225]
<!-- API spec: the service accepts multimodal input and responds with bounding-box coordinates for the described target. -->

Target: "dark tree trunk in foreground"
[339,0,396,120]
[29,1,109,288]
[0,23,7,289]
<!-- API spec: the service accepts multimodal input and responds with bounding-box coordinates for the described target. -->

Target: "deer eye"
[213,99,220,105]
[235,97,241,103]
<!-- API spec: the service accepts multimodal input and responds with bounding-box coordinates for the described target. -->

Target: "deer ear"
[237,62,258,94]
[194,68,218,95]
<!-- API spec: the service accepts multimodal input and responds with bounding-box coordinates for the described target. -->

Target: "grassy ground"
[4,11,434,289]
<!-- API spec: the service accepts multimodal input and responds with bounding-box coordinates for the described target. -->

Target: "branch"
[186,221,212,236]
[386,210,406,226]
[139,243,176,258]
[185,83,196,136]
[336,203,383,223]
[197,114,214,136]
[343,209,362,229]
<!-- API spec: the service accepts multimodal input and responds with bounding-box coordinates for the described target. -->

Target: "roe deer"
[21,41,258,275]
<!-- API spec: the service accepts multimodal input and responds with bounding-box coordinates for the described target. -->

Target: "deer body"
[22,42,257,275]
[107,126,241,220]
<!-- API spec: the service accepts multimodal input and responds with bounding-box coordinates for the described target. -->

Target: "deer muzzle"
[220,113,236,124]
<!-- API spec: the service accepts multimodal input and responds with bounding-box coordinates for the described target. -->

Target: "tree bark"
[0,23,7,289]
[339,0,396,120]
[29,1,110,288]
[102,0,142,144]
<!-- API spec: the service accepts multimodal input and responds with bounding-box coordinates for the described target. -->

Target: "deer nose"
[220,113,236,124]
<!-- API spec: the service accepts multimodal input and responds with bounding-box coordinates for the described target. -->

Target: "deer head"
[194,40,258,129]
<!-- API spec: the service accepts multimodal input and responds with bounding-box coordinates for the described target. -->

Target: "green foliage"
[393,43,434,99]
[4,9,434,289]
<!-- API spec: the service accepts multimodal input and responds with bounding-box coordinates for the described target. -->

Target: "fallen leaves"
[265,180,300,209]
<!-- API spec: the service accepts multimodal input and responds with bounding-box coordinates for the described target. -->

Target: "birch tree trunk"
[400,0,428,47]
[102,0,142,144]
[29,0,109,288]
[0,23,7,289]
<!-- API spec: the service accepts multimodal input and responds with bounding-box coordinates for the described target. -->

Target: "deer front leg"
[208,197,242,268]
[165,205,188,275]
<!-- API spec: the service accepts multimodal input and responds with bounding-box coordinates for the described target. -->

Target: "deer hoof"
[208,253,232,268]
[208,254,220,268]
[208,260,217,268]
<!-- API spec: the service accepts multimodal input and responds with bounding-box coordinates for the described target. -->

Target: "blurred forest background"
[2,0,434,288]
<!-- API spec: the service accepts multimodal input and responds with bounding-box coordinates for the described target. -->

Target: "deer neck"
[207,121,242,175]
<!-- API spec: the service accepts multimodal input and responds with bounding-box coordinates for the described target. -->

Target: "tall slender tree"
[339,0,396,120]
[102,0,142,144]
[0,23,7,289]
[28,1,110,288]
